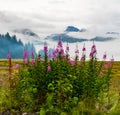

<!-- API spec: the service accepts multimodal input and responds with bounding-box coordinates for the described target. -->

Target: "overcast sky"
[0,0,120,38]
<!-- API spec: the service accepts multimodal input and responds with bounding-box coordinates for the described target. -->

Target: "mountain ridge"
[65,26,86,32]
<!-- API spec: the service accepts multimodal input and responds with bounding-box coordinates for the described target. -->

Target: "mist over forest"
[0,32,36,59]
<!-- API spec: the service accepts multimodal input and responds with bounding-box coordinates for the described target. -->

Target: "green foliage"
[15,51,113,114]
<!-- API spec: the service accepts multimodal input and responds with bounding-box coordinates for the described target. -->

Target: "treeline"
[0,32,36,59]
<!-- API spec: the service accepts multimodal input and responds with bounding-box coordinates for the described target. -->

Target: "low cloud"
[0,0,120,39]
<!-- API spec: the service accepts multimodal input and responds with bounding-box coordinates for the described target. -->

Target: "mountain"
[0,32,36,58]
[45,26,116,43]
[14,28,39,38]
[90,36,115,42]
[45,33,115,43]
[65,26,86,32]
[13,28,44,46]
[45,33,88,43]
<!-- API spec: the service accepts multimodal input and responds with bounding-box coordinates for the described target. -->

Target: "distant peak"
[65,26,80,32]
[65,26,86,32]
[14,28,39,37]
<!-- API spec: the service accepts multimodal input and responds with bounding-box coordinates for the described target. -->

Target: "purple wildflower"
[92,49,97,54]
[47,65,51,71]
[31,52,34,58]
[89,52,94,58]
[75,49,79,54]
[44,42,48,53]
[104,56,114,69]
[23,58,28,64]
[48,52,52,59]
[57,39,62,48]
[91,44,96,49]
[89,43,97,58]
[80,44,86,61]
[75,43,79,54]
[7,53,11,59]
[108,56,114,67]
[55,48,59,54]
[80,55,85,61]
[59,48,64,55]
[111,55,114,62]
[82,47,86,52]
[65,43,69,53]
[31,58,35,65]
[52,50,57,59]
[82,43,86,51]
[56,40,64,56]
[23,50,28,58]
[69,60,75,65]
[103,52,107,60]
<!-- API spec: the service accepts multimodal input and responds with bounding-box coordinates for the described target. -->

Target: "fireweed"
[4,40,114,114]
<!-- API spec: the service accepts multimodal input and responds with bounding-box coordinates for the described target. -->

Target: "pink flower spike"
[91,41,96,49]
[44,42,48,53]
[82,43,86,51]
[59,48,64,55]
[31,52,34,58]
[69,60,75,65]
[75,43,79,55]
[82,47,86,52]
[52,50,57,59]
[81,55,85,61]
[57,39,62,48]
[47,65,51,71]
[23,50,28,58]
[75,49,79,54]
[92,44,96,49]
[89,52,93,58]
[32,58,35,65]
[89,42,97,58]
[107,55,114,67]
[111,55,114,62]
[48,53,51,59]
[55,48,59,53]
[103,52,107,60]
[23,58,28,64]
[108,62,112,68]
[65,43,69,53]
[7,53,11,59]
